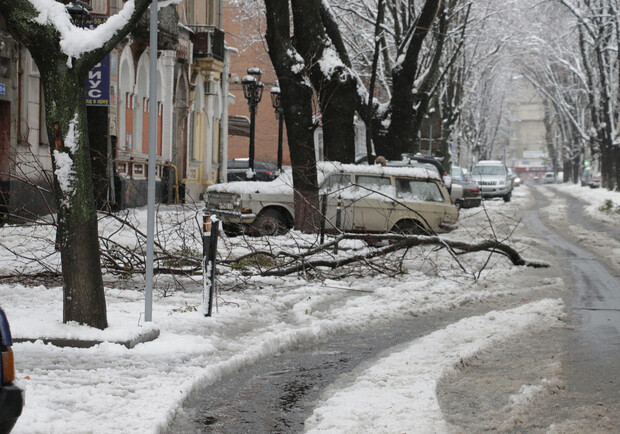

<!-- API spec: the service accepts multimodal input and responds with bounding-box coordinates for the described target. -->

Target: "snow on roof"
[476,160,505,166]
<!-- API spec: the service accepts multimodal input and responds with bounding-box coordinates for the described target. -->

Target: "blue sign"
[85,56,110,106]
[85,17,110,106]
[0,83,5,95]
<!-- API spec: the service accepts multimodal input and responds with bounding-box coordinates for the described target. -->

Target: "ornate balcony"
[188,25,225,62]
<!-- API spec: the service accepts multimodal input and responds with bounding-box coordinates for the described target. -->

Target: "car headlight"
[442,213,457,225]
[232,195,241,208]
[498,180,505,186]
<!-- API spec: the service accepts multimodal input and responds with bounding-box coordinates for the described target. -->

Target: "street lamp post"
[65,1,91,28]
[241,67,264,179]
[270,85,284,172]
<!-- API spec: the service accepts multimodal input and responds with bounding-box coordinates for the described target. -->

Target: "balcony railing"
[188,25,225,62]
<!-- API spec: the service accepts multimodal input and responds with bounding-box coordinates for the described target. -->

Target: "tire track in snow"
[303,298,565,433]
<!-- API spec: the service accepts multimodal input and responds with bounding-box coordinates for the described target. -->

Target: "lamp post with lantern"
[65,1,91,28]
[241,67,264,179]
[270,85,284,172]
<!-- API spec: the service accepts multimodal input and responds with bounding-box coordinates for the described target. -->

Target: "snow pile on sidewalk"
[304,298,565,433]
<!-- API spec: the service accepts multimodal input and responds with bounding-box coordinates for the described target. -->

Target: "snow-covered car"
[205,162,459,236]
[0,307,23,433]
[471,160,513,202]
[227,158,278,182]
[542,172,555,184]
[388,159,462,205]
[451,167,482,209]
[589,172,601,188]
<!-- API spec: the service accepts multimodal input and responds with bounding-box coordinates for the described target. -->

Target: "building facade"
[0,0,230,217]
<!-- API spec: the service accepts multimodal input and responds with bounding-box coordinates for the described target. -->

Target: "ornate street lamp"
[270,85,284,172]
[65,1,91,28]
[241,67,264,178]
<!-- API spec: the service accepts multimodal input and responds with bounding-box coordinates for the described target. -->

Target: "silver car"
[471,160,513,202]
[205,162,459,236]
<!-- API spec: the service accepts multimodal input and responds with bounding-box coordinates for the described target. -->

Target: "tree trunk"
[42,61,107,329]
[265,0,320,233]
[615,146,620,192]
[1,0,154,329]
[375,0,441,160]
[292,0,358,163]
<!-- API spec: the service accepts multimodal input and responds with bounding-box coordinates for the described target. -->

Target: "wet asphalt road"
[167,302,503,433]
[441,188,620,432]
[168,186,620,433]
[525,189,620,420]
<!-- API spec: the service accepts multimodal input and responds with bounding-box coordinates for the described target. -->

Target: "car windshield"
[473,165,506,176]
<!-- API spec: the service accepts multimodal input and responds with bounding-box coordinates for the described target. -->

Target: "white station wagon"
[205,162,459,236]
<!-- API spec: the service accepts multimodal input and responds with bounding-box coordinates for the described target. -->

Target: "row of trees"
[253,0,475,231]
[256,0,620,213]
[518,0,620,190]
[2,0,619,330]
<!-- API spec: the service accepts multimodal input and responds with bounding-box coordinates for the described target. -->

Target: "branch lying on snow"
[231,233,550,277]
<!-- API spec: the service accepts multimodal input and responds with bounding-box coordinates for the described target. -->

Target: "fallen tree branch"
[258,233,549,277]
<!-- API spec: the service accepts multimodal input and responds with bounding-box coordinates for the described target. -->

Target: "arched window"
[135,52,150,154]
[118,46,135,150]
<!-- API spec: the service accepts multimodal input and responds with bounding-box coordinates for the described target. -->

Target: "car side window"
[395,178,445,202]
[354,175,395,199]
[322,174,353,193]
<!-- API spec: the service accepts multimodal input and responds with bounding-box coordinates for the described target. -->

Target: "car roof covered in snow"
[207,161,440,194]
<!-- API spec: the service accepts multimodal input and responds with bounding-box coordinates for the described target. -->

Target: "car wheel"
[222,223,240,238]
[392,220,426,235]
[251,209,289,236]
[503,192,512,202]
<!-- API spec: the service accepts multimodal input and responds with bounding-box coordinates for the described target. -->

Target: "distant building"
[506,77,554,183]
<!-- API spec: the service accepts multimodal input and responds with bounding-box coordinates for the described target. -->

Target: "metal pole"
[202,213,219,317]
[277,108,283,172]
[334,197,342,255]
[145,0,158,322]
[319,194,327,245]
[429,123,433,156]
[248,101,256,177]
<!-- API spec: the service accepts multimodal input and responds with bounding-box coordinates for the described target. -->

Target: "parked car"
[401,153,452,190]
[507,168,521,187]
[542,172,555,184]
[227,158,278,182]
[389,159,462,205]
[471,160,513,202]
[580,167,592,186]
[451,167,482,208]
[0,307,24,433]
[206,162,459,236]
[590,172,601,188]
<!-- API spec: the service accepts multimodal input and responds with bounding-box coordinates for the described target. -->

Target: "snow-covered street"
[2,183,619,433]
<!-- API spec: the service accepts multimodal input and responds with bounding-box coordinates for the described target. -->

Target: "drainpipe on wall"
[219,46,231,184]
